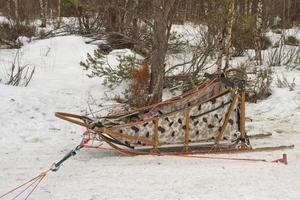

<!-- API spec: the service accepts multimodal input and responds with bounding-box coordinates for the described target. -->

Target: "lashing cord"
[144,78,217,117]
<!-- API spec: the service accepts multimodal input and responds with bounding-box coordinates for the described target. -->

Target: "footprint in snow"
[49,127,61,132]
[89,195,101,200]
[22,137,40,143]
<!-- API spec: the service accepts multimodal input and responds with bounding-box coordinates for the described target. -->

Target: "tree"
[255,0,263,65]
[214,0,236,72]
[148,0,177,104]
[13,0,19,24]
[58,0,61,19]
[224,0,235,70]
[39,0,48,27]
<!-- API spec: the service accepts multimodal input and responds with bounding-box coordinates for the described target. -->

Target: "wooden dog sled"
[55,69,294,156]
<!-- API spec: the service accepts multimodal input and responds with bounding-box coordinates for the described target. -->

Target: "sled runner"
[55,69,294,155]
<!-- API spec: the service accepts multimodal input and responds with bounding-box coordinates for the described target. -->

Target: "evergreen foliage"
[80,48,143,89]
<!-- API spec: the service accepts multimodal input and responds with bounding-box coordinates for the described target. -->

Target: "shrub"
[232,14,256,56]
[128,63,150,107]
[106,33,136,50]
[285,36,299,46]
[238,63,273,102]
[271,21,293,30]
[0,50,35,87]
[0,22,36,47]
[38,29,47,39]
[267,39,299,67]
[276,74,296,91]
[133,43,149,57]
[272,29,283,34]
[261,36,273,50]
[232,14,272,55]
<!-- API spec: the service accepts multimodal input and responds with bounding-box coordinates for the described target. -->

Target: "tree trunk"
[248,0,253,15]
[255,0,263,65]
[224,0,236,70]
[244,0,248,15]
[39,0,48,27]
[7,1,11,19]
[216,29,225,72]
[106,6,118,32]
[148,0,176,105]
[13,0,19,24]
[121,0,138,35]
[58,0,61,19]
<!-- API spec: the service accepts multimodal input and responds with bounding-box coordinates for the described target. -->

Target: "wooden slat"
[215,93,238,145]
[240,91,246,138]
[184,109,191,152]
[153,118,159,149]
[95,128,154,146]
[55,112,92,128]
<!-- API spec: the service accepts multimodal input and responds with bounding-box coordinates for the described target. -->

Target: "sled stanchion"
[240,91,246,139]
[215,93,238,145]
[150,118,160,154]
[184,109,191,152]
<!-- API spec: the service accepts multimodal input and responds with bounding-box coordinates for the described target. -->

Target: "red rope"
[161,153,268,163]
[0,170,49,200]
[154,152,288,165]
[24,172,48,200]
[10,176,41,200]
[144,78,217,117]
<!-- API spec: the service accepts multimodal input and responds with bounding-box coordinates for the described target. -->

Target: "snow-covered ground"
[0,33,300,200]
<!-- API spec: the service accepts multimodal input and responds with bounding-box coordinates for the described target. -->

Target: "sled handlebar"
[204,72,245,91]
[55,112,94,128]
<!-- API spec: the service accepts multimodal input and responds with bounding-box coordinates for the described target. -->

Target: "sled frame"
[55,69,294,156]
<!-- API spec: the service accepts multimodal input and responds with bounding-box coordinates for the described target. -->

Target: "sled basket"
[55,69,294,155]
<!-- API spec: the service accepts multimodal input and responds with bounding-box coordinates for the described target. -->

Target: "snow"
[265,27,300,47]
[0,16,9,23]
[171,23,206,46]
[1,32,300,200]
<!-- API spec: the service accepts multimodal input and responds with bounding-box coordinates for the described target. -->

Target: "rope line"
[0,173,43,198]
[24,172,48,200]
[11,177,41,200]
[160,153,268,163]
[0,170,49,200]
